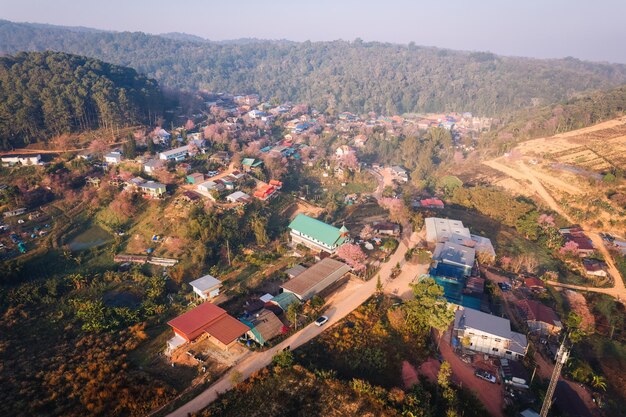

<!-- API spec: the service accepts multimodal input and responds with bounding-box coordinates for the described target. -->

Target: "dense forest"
[0,51,164,149]
[2,20,626,116]
[485,83,626,150]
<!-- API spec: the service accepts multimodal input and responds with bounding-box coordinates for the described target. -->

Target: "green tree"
[272,349,294,368]
[250,215,269,246]
[402,278,455,342]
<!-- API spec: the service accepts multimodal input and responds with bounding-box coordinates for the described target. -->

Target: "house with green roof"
[267,292,300,311]
[241,158,263,171]
[288,213,349,254]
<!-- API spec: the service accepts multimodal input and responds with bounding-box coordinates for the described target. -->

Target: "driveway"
[438,330,505,417]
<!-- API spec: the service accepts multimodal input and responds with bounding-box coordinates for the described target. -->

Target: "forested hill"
[486,83,626,150]
[0,51,164,149]
[2,20,626,116]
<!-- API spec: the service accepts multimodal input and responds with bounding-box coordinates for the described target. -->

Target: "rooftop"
[288,214,348,248]
[433,241,476,269]
[189,274,222,292]
[281,258,350,297]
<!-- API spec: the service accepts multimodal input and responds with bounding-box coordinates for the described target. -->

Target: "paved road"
[165,225,417,417]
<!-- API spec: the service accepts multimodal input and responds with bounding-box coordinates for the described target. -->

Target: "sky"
[1,0,626,63]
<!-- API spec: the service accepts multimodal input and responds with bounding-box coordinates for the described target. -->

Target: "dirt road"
[484,157,626,303]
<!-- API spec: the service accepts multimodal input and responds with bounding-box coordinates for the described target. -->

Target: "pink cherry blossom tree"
[337,243,367,272]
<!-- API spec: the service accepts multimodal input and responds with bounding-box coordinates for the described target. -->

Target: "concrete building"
[189,274,222,299]
[454,307,527,360]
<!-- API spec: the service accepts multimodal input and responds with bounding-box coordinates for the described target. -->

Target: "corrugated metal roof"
[288,214,347,248]
[281,258,350,298]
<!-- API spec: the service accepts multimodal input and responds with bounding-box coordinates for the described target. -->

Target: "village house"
[139,181,166,198]
[418,198,445,209]
[240,309,284,346]
[197,180,224,197]
[158,145,189,161]
[335,145,355,158]
[516,299,563,337]
[524,277,546,292]
[288,213,349,254]
[104,151,123,165]
[281,257,351,301]
[167,302,250,351]
[454,307,528,360]
[372,221,401,236]
[241,158,263,171]
[390,165,409,182]
[267,291,301,312]
[582,259,608,278]
[189,274,223,299]
[253,180,282,201]
[209,151,230,165]
[1,154,42,166]
[143,158,164,174]
[225,191,251,204]
[186,172,206,184]
[559,226,595,256]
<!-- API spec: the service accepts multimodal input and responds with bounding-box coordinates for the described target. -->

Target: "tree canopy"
[0,51,164,149]
[2,20,626,117]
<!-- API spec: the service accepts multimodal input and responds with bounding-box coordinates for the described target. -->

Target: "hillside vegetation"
[2,20,626,116]
[485,84,626,151]
[0,51,164,149]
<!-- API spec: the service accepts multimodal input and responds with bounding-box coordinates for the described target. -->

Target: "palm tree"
[590,374,607,391]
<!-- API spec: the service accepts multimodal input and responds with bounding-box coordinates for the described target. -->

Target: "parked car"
[498,282,512,292]
[475,369,497,384]
[315,316,329,326]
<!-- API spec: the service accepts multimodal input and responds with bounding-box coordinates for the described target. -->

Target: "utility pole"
[540,340,569,417]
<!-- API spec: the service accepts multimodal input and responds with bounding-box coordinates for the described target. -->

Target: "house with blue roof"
[288,214,349,254]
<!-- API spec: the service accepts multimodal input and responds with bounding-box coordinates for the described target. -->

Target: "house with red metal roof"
[253,182,280,201]
[419,198,445,209]
[167,302,249,351]
[516,299,562,337]
[523,277,545,292]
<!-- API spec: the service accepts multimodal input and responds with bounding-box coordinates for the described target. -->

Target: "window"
[494,338,501,343]
[492,348,499,352]
[482,335,488,339]
[505,350,512,355]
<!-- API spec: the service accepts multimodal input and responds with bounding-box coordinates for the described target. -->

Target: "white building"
[189,274,222,299]
[159,145,189,161]
[1,154,42,166]
[225,191,251,203]
[454,307,527,361]
[143,159,164,174]
[104,152,123,165]
[425,217,471,245]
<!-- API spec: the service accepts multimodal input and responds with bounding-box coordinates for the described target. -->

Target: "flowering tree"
[379,197,409,224]
[560,240,579,256]
[184,119,195,131]
[360,224,375,240]
[337,243,367,272]
[537,213,556,228]
[339,152,359,170]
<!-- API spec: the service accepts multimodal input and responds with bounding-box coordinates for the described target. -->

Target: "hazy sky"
[2,0,626,63]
